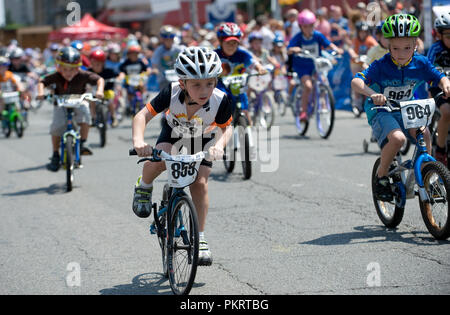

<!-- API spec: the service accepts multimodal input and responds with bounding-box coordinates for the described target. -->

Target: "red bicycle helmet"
[90,49,107,62]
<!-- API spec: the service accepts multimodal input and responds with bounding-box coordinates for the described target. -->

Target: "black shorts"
[156,120,214,168]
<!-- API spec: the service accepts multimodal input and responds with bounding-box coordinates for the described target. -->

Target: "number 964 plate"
[400,98,436,129]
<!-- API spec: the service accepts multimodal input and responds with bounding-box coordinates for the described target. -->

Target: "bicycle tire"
[419,162,450,240]
[65,135,75,192]
[3,120,11,138]
[223,146,235,173]
[372,157,405,228]
[167,195,199,295]
[14,116,24,138]
[97,106,107,148]
[237,116,252,180]
[316,84,335,139]
[276,90,288,117]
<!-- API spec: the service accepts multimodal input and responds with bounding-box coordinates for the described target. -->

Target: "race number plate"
[400,98,435,129]
[166,159,202,188]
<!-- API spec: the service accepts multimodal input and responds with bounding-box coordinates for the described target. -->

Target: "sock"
[139,177,153,189]
[199,232,205,240]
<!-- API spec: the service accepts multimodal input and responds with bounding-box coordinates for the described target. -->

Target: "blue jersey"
[355,53,444,125]
[215,46,254,76]
[427,40,450,68]
[287,30,331,68]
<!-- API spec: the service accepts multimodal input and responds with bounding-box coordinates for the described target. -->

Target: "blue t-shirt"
[287,30,331,68]
[355,53,444,125]
[427,40,450,68]
[215,46,254,76]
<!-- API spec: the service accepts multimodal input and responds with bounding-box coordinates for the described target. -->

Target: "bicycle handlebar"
[129,148,208,164]
[370,91,444,112]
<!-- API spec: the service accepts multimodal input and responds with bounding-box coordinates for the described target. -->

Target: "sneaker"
[80,145,93,156]
[132,176,152,218]
[47,153,61,172]
[435,150,448,166]
[198,237,212,266]
[375,176,393,202]
[299,111,308,122]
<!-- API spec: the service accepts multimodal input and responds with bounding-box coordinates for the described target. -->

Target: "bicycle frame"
[60,108,81,166]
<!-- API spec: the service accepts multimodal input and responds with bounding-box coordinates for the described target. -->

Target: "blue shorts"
[371,111,417,149]
[293,60,315,79]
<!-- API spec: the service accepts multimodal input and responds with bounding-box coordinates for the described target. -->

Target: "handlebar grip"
[129,149,137,156]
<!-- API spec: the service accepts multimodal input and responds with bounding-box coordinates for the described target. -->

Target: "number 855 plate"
[400,98,436,129]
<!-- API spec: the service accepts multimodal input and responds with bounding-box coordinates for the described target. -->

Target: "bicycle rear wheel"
[14,116,24,138]
[315,84,335,139]
[372,157,405,228]
[419,162,450,240]
[258,92,275,130]
[167,195,199,295]
[97,105,107,148]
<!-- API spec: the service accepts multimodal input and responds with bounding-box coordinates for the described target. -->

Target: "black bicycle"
[129,148,205,295]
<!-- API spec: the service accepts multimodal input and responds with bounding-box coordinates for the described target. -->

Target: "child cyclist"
[37,47,104,171]
[287,9,343,122]
[215,22,267,125]
[351,14,450,201]
[427,12,450,165]
[131,47,232,265]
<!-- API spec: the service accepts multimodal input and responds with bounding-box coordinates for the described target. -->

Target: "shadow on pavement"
[99,272,205,295]
[2,183,68,196]
[300,225,449,246]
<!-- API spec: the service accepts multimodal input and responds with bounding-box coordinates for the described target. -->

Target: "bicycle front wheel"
[65,135,75,192]
[372,157,405,228]
[419,162,450,240]
[167,195,199,295]
[315,84,335,139]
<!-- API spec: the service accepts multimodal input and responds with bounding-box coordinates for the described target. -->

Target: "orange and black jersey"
[146,82,233,135]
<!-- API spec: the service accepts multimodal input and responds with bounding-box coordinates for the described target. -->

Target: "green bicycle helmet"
[382,14,421,38]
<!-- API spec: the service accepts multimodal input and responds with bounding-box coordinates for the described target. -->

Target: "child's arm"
[439,76,450,98]
[327,43,344,56]
[351,77,386,105]
[95,77,105,99]
[209,126,233,161]
[37,82,45,100]
[132,107,154,157]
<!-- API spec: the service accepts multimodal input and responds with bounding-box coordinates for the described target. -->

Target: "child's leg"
[189,165,211,233]
[300,75,313,113]
[377,129,406,177]
[141,142,173,185]
[436,103,450,150]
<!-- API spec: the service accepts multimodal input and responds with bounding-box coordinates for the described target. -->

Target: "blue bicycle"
[370,93,450,240]
[290,50,336,139]
[129,148,205,295]
[52,94,97,192]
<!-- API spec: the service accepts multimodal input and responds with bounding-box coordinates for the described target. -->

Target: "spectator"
[329,5,349,47]
[285,8,300,38]
[316,7,331,40]
[252,15,275,51]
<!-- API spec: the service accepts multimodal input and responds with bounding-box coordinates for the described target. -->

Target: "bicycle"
[290,50,336,139]
[129,148,205,295]
[125,73,148,116]
[221,73,257,180]
[248,65,276,130]
[370,92,450,240]
[50,93,98,192]
[1,91,25,138]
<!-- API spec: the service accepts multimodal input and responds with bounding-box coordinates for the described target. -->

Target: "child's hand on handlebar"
[133,142,153,157]
[370,93,387,106]
[208,145,224,161]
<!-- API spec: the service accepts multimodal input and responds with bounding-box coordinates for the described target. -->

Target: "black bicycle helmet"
[56,47,82,68]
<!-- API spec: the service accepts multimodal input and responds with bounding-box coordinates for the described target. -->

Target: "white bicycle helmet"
[435,10,450,30]
[175,47,222,80]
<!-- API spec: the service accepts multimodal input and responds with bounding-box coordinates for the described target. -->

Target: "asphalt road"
[1,101,449,295]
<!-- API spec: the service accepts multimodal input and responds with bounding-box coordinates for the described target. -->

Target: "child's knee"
[389,131,406,147]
